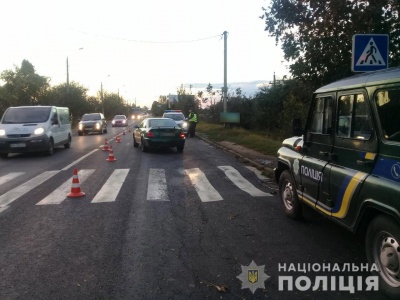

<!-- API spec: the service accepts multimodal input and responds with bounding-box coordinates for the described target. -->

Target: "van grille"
[7,134,31,138]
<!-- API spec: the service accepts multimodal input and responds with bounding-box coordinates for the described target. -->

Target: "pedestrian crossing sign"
[352,34,389,72]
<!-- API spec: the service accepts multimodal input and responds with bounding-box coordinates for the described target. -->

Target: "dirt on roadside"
[217,141,277,171]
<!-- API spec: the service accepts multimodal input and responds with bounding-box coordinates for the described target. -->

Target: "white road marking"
[218,166,271,197]
[36,169,95,205]
[245,166,268,180]
[92,169,129,203]
[61,149,98,171]
[0,172,25,186]
[0,206,9,213]
[0,171,60,208]
[147,169,169,201]
[185,168,223,202]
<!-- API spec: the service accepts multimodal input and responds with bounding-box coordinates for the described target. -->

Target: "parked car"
[112,115,128,127]
[133,118,185,152]
[0,106,71,158]
[162,110,187,132]
[78,113,107,135]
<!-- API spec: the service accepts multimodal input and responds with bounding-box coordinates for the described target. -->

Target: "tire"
[366,215,400,299]
[278,170,303,219]
[64,135,71,148]
[133,137,139,148]
[46,139,54,156]
[177,145,184,152]
[141,138,148,152]
[0,153,8,159]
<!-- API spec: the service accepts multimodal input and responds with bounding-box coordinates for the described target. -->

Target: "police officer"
[187,109,198,137]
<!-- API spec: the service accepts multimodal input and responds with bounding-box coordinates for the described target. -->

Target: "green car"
[133,118,185,152]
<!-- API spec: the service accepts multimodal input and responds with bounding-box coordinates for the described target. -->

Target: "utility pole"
[66,57,69,95]
[223,31,228,113]
[101,82,104,115]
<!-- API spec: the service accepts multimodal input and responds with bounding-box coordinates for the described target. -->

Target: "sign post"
[352,34,389,72]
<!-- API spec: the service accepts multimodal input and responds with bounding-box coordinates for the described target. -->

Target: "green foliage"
[1,60,49,107]
[151,101,167,116]
[196,121,282,156]
[102,92,131,119]
[261,0,400,88]
[0,59,132,122]
[42,82,92,123]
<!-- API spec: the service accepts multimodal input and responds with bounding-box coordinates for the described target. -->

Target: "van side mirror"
[292,118,303,136]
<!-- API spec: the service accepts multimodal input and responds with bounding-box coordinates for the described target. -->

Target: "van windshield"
[81,114,101,121]
[1,107,51,124]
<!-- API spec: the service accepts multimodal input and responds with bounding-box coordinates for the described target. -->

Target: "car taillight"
[179,132,186,138]
[147,131,155,138]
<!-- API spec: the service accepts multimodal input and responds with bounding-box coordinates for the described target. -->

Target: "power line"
[71,29,223,44]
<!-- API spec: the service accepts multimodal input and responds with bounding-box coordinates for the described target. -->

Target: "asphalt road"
[0,123,389,299]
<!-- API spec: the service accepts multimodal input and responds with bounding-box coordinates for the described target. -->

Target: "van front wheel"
[46,139,54,156]
[366,215,400,299]
[279,170,302,219]
[64,135,71,148]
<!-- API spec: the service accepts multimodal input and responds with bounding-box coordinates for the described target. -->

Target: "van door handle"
[357,159,373,166]
[319,151,329,156]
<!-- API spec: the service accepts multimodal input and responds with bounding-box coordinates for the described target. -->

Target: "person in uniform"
[187,109,198,137]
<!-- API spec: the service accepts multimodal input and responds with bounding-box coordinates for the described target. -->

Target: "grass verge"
[196,121,282,157]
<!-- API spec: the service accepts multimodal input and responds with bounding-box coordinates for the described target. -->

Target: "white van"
[0,106,72,158]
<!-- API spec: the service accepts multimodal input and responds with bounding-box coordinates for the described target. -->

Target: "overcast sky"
[1,0,288,108]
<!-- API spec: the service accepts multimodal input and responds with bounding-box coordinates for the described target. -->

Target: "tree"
[1,60,49,106]
[151,100,166,116]
[102,92,130,119]
[261,0,400,88]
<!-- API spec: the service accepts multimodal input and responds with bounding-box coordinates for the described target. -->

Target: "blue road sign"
[352,34,389,72]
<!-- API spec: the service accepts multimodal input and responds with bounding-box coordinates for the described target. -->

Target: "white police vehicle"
[162,110,188,132]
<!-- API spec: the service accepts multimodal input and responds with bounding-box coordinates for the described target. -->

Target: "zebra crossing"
[0,165,273,213]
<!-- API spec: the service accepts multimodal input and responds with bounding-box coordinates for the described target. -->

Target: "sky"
[1,0,289,108]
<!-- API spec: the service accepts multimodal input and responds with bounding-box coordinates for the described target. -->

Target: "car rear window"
[149,119,176,127]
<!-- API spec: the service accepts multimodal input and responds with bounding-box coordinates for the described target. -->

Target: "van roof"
[315,66,400,94]
[7,106,68,109]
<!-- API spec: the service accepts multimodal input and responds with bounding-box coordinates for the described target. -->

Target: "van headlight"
[34,127,45,135]
[95,122,101,130]
[0,129,5,136]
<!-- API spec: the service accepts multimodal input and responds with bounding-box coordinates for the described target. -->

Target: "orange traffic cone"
[102,138,109,151]
[106,145,117,161]
[67,169,85,198]
[116,135,121,143]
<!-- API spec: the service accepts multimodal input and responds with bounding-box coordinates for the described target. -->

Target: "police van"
[274,67,400,298]
[0,106,72,158]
